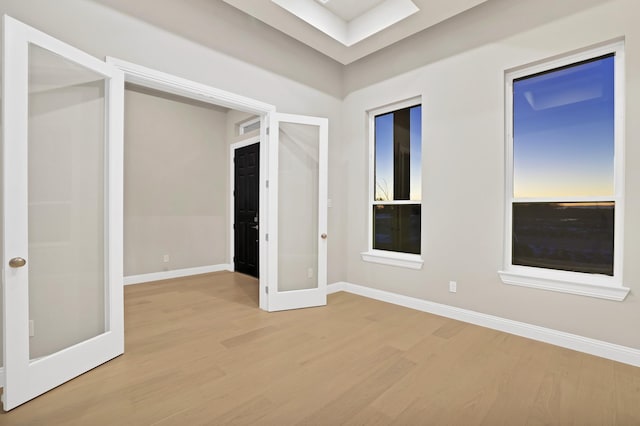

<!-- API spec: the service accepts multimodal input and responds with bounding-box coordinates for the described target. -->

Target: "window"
[499,42,629,301]
[238,117,260,135]
[362,97,423,269]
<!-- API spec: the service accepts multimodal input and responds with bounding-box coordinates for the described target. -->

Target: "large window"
[362,98,423,269]
[499,42,629,301]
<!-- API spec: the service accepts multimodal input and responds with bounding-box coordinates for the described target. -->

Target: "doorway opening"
[232,140,260,278]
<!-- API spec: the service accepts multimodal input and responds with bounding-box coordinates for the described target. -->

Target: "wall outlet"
[307,267,313,279]
[163,254,170,263]
[449,281,457,293]
[29,320,35,337]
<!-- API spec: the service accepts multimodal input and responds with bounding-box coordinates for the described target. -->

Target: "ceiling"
[222,0,489,64]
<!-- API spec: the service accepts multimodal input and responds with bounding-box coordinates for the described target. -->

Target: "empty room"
[1,0,639,424]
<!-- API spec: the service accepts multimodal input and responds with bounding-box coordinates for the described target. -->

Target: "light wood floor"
[1,271,639,425]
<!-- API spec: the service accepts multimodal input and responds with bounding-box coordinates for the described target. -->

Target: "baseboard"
[0,367,3,387]
[124,264,232,285]
[327,282,348,294]
[329,281,640,367]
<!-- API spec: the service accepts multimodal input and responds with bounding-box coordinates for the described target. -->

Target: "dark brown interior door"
[234,142,259,277]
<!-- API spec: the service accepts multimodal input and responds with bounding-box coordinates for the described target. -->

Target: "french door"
[2,16,124,411]
[267,113,328,311]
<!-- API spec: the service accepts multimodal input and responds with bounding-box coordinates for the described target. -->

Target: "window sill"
[361,250,423,270]
[498,268,630,301]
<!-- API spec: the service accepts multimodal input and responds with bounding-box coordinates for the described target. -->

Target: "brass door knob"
[9,257,26,268]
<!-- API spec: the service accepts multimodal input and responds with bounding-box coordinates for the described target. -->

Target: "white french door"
[2,16,124,411]
[267,113,328,311]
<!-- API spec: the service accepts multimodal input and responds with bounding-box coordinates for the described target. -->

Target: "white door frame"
[229,136,260,274]
[105,57,275,311]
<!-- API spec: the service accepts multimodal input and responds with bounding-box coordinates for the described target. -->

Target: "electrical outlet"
[449,281,457,293]
[29,320,35,337]
[307,268,313,279]
[163,254,170,263]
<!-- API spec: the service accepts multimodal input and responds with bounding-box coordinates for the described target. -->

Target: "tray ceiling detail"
[222,0,489,64]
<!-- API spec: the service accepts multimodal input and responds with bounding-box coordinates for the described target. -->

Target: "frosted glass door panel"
[277,123,319,292]
[28,44,106,359]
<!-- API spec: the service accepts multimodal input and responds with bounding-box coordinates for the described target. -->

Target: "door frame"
[105,57,275,311]
[229,137,260,276]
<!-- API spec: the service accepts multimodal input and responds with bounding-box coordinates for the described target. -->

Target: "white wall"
[0,0,346,369]
[124,86,229,275]
[0,0,346,283]
[2,0,636,366]
[341,0,640,348]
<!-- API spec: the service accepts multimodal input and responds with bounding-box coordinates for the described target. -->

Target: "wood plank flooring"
[1,271,639,425]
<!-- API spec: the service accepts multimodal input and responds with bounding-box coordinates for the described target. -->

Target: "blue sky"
[513,55,615,198]
[375,105,422,201]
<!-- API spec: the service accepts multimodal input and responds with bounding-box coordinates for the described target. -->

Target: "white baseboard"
[329,281,640,367]
[124,264,232,285]
[327,282,347,294]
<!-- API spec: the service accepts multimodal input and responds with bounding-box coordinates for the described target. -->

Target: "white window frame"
[361,96,424,269]
[498,41,629,301]
[238,116,261,135]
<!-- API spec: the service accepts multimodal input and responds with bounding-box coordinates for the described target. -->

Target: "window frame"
[238,116,261,135]
[361,96,424,269]
[499,41,629,301]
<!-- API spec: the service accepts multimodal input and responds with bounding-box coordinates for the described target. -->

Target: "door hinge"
[265,286,269,294]
[265,180,269,188]
[265,233,269,242]
[266,127,270,135]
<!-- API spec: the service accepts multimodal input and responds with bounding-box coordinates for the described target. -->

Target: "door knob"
[321,233,327,239]
[9,257,26,268]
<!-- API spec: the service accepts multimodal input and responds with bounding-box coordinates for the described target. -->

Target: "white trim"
[238,117,261,135]
[107,57,275,312]
[0,367,4,388]
[360,250,423,269]
[270,0,419,47]
[123,264,232,286]
[502,41,627,300]
[106,57,275,115]
[229,137,261,272]
[499,269,629,301]
[327,282,347,294]
[330,282,640,367]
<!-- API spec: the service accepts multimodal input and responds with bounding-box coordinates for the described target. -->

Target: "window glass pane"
[512,202,614,275]
[513,55,614,198]
[374,113,394,201]
[410,106,422,201]
[374,105,421,201]
[240,119,260,135]
[373,204,421,254]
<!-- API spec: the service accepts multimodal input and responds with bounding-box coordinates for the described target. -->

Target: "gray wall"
[124,86,229,276]
[341,0,640,348]
[1,0,639,371]
[0,0,346,370]
[0,0,345,283]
